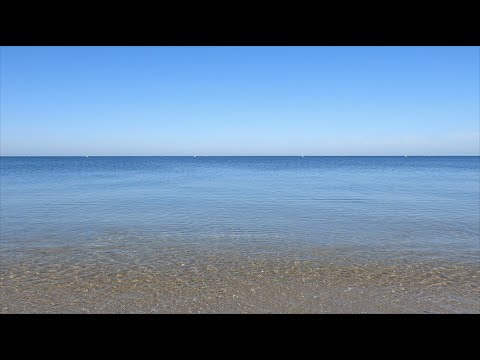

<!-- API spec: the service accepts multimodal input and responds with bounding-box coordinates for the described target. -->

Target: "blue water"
[1,156,479,313]
[1,156,479,259]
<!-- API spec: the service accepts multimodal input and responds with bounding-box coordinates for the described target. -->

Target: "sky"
[1,46,478,156]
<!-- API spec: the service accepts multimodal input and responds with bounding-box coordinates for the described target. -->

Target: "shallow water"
[1,156,479,313]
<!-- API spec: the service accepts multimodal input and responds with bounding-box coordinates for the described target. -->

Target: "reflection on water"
[1,156,479,313]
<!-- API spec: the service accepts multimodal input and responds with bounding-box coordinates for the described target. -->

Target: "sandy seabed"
[1,244,478,314]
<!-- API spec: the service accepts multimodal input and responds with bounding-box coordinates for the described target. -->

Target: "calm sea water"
[1,156,479,313]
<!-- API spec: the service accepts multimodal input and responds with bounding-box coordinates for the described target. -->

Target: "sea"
[1,156,478,313]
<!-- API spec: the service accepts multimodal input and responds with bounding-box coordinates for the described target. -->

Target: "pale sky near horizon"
[1,46,479,156]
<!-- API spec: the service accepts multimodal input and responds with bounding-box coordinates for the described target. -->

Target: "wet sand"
[1,244,478,313]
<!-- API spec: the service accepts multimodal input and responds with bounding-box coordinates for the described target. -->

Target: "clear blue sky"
[1,46,478,156]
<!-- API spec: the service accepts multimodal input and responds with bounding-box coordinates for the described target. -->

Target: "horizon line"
[1,155,479,157]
